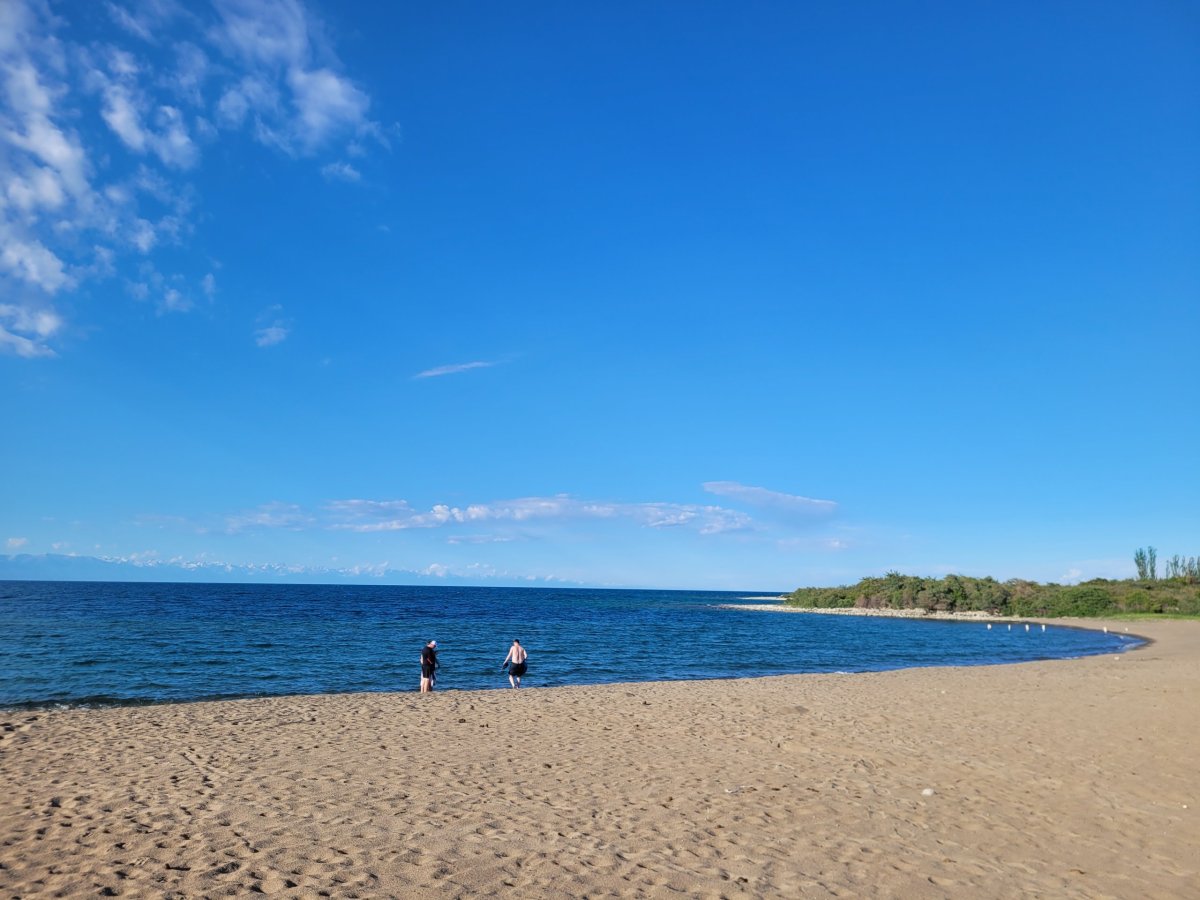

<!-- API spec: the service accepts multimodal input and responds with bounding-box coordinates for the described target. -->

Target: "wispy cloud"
[0,0,385,358]
[209,0,380,153]
[105,0,193,44]
[320,160,359,182]
[130,489,802,549]
[89,46,200,169]
[224,501,313,533]
[6,537,29,550]
[446,534,518,545]
[106,1,158,42]
[0,304,62,358]
[414,360,498,379]
[255,324,288,346]
[324,494,752,536]
[703,481,837,517]
[254,303,290,346]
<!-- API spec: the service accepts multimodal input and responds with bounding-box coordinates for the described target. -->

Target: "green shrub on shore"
[787,572,1200,618]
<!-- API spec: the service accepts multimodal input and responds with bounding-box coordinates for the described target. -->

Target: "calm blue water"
[0,581,1140,709]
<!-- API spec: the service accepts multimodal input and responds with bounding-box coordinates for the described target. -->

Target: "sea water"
[0,581,1140,708]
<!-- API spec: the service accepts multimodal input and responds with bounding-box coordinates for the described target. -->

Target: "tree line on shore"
[1132,546,1200,581]
[788,552,1200,618]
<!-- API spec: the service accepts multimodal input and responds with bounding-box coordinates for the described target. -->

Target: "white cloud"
[167,42,209,104]
[255,324,288,346]
[88,245,116,278]
[161,286,190,312]
[105,0,189,43]
[6,537,29,549]
[325,498,413,518]
[0,234,72,293]
[2,50,91,200]
[216,74,281,129]
[320,160,359,181]
[130,218,157,252]
[0,327,54,357]
[1,2,96,353]
[150,104,197,168]
[210,0,377,154]
[106,2,156,42]
[107,47,141,79]
[5,165,66,211]
[415,360,497,379]
[0,302,62,338]
[254,303,290,345]
[93,49,199,169]
[201,272,216,295]
[446,534,518,545]
[287,65,368,149]
[118,262,192,313]
[225,501,312,533]
[325,494,753,536]
[213,0,310,67]
[1,0,384,357]
[100,79,148,151]
[703,481,837,517]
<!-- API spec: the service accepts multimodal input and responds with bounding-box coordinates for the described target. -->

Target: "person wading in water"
[502,639,527,689]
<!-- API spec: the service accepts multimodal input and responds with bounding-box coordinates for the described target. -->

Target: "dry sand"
[2,618,1197,898]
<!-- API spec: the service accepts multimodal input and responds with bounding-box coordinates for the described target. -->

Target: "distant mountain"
[0,554,582,587]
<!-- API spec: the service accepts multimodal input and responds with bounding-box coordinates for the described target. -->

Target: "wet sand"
[2,618,1197,898]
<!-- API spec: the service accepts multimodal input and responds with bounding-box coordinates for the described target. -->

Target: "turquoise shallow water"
[0,580,1140,708]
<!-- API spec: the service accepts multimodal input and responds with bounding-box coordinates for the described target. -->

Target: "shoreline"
[724,601,1159,631]
[3,618,1196,897]
[722,601,1000,620]
[3,609,1136,714]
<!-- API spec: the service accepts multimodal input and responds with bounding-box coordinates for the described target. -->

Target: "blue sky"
[2,0,1197,590]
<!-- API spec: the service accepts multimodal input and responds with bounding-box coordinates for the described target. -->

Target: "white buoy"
[1025,623,1030,632]
[1103,627,1108,633]
[1041,624,1046,632]
[1007,624,1012,631]
[987,623,992,630]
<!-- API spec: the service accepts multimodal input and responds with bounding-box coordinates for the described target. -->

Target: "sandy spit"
[719,603,1000,620]
[2,619,1197,899]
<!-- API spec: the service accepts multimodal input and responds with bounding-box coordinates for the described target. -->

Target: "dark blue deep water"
[0,581,1140,708]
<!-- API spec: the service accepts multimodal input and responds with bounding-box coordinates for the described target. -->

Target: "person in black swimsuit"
[502,639,527,689]
[420,640,439,693]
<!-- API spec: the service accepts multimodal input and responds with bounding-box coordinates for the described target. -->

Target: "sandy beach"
[2,618,1197,898]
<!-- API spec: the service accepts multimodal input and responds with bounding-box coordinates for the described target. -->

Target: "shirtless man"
[420,640,438,692]
[502,639,527,689]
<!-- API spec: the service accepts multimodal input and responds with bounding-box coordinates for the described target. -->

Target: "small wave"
[0,694,161,712]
